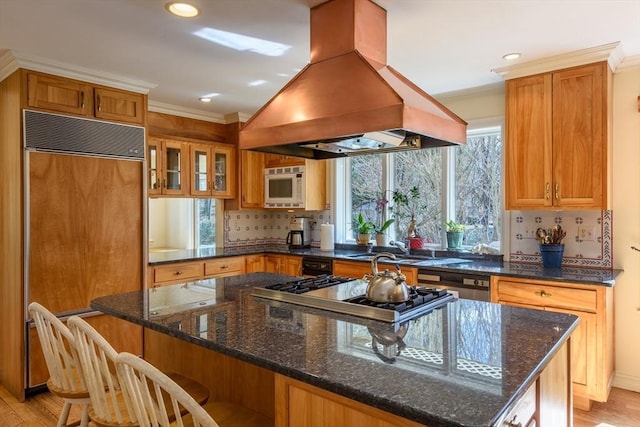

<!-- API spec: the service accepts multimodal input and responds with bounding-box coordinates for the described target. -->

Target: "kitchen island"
[92,273,578,427]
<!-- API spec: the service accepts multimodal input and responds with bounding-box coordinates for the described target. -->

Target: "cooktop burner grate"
[264,274,352,294]
[345,287,449,314]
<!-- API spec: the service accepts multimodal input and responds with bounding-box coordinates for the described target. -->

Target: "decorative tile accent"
[510,210,613,268]
[223,210,332,248]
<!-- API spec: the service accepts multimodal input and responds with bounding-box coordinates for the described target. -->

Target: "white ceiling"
[1,0,639,120]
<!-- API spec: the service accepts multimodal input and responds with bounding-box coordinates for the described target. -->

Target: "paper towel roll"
[320,223,335,251]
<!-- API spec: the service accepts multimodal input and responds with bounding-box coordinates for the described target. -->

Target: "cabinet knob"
[80,91,85,109]
[555,183,560,200]
[174,271,183,275]
[97,95,102,111]
[506,415,522,427]
[536,290,552,298]
[221,264,229,269]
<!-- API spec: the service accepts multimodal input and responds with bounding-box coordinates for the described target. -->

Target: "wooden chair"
[115,352,273,427]
[68,315,210,427]
[28,302,90,427]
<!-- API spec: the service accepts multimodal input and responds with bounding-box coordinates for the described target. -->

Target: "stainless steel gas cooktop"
[251,275,455,323]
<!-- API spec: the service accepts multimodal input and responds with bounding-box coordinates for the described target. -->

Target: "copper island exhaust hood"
[239,0,467,159]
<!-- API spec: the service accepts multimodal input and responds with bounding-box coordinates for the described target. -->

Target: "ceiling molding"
[617,54,640,71]
[224,112,253,123]
[435,82,504,102]
[0,49,156,93]
[147,100,226,123]
[492,42,623,80]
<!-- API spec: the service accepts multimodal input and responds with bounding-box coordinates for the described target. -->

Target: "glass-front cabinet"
[189,143,235,198]
[147,137,188,196]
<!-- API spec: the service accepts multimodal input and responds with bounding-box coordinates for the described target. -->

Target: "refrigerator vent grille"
[24,110,145,160]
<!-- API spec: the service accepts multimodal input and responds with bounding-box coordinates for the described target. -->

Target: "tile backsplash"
[510,210,612,268]
[223,210,332,248]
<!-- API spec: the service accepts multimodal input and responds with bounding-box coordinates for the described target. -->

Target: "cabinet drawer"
[500,380,537,427]
[497,280,597,312]
[204,257,244,277]
[154,262,203,284]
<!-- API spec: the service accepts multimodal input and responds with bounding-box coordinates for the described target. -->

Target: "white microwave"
[264,166,305,208]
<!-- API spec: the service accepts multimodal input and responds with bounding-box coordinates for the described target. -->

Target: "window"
[341,125,502,250]
[195,198,216,248]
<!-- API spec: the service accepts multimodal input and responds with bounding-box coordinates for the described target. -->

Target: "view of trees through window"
[197,198,216,247]
[349,127,502,249]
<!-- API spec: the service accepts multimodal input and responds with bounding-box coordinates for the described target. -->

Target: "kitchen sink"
[346,253,430,263]
[345,253,469,267]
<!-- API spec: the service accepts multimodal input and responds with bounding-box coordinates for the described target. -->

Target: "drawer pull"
[174,271,183,275]
[536,290,552,298]
[555,183,560,200]
[506,415,522,427]
[220,264,229,269]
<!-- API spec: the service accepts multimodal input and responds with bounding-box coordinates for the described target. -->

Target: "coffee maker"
[286,216,312,249]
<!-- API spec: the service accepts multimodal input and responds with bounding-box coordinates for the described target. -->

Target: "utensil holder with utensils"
[536,225,567,268]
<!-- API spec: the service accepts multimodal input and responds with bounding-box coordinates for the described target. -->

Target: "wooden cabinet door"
[264,255,282,273]
[546,307,596,395]
[552,62,606,208]
[26,72,92,117]
[211,144,235,198]
[93,87,145,125]
[148,137,163,196]
[245,255,265,273]
[284,256,302,276]
[505,73,553,209]
[240,150,265,208]
[190,143,212,197]
[162,140,189,196]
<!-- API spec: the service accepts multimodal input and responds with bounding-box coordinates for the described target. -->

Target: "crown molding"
[147,100,227,123]
[224,112,253,123]
[435,81,504,102]
[616,54,640,71]
[492,42,624,80]
[0,49,156,93]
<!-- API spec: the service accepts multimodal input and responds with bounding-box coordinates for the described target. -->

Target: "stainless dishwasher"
[417,268,490,301]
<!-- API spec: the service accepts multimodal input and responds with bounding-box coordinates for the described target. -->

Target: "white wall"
[611,63,640,392]
[148,198,194,250]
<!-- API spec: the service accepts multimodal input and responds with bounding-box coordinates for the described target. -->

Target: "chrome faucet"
[390,240,409,255]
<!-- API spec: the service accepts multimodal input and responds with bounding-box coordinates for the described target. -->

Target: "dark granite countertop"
[92,273,579,427]
[148,245,622,286]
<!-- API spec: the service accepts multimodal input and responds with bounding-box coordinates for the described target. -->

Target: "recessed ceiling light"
[199,97,212,103]
[165,2,199,18]
[502,52,521,61]
[199,93,220,102]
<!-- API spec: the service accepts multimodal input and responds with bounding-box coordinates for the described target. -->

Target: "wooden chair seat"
[116,352,275,427]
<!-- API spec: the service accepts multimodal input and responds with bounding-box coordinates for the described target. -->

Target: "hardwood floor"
[574,388,640,427]
[0,384,638,426]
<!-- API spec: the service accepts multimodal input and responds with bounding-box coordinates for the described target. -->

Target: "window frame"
[334,120,505,251]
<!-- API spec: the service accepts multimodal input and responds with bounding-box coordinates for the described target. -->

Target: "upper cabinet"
[148,137,189,196]
[505,62,610,210]
[190,143,236,198]
[264,153,305,168]
[26,71,145,125]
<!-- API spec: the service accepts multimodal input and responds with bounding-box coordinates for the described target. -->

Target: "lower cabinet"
[149,256,245,287]
[264,254,302,276]
[333,260,418,285]
[245,254,265,273]
[274,375,424,427]
[491,276,614,410]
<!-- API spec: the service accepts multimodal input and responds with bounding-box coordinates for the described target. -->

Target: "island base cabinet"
[275,375,424,427]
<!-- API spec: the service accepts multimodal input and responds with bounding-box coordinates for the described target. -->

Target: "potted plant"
[353,213,375,245]
[391,186,427,249]
[445,220,465,249]
[374,218,394,247]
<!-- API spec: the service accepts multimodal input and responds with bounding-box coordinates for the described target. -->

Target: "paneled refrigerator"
[24,110,145,391]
